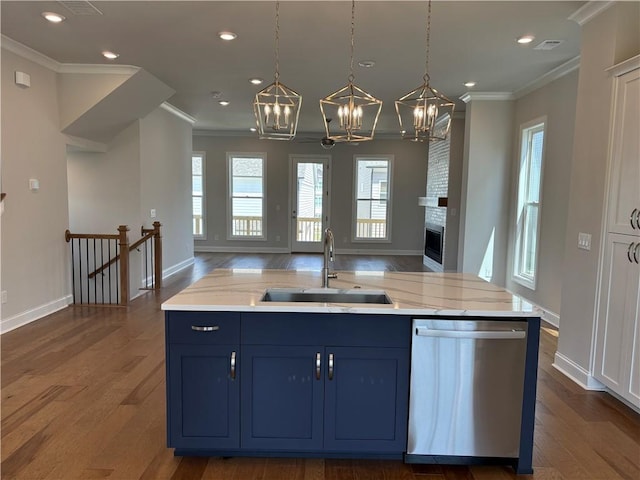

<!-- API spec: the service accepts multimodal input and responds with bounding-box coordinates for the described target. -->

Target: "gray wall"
[1,49,71,330]
[139,107,194,275]
[505,70,579,318]
[458,100,515,285]
[557,3,640,382]
[193,135,428,254]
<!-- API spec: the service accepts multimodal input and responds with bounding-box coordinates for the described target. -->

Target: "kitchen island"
[162,269,540,474]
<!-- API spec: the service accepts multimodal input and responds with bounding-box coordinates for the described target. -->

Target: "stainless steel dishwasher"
[407,318,528,459]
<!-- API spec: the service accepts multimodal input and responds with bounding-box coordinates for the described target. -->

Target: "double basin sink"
[261,288,393,305]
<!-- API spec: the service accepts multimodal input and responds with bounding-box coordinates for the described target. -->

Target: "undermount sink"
[260,288,393,304]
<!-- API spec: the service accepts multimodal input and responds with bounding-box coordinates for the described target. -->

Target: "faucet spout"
[322,228,337,288]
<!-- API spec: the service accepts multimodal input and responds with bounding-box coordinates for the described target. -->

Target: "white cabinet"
[594,58,640,408]
[594,234,640,406]
[605,66,640,236]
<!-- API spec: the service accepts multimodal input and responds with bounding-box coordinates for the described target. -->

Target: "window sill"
[512,274,536,291]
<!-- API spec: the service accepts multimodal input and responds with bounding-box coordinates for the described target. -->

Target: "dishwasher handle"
[415,327,526,340]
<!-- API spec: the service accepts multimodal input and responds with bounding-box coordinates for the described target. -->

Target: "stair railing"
[65,222,162,306]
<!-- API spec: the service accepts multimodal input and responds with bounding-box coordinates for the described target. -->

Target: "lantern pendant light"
[395,0,454,142]
[253,1,302,140]
[320,0,382,143]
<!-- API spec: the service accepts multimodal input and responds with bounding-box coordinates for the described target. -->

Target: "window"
[513,119,545,289]
[354,156,392,241]
[192,152,205,238]
[228,153,266,238]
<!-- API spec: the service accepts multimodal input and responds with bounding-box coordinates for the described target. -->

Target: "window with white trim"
[353,156,392,241]
[192,153,205,238]
[228,153,266,238]
[513,120,545,289]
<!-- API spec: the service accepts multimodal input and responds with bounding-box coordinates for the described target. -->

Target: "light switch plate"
[578,232,592,251]
[150,209,156,218]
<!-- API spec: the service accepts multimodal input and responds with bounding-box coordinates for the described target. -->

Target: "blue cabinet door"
[241,345,324,451]
[168,344,240,449]
[323,347,409,453]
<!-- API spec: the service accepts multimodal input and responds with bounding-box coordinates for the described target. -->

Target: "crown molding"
[513,56,581,99]
[1,34,60,71]
[2,34,138,75]
[606,54,640,77]
[160,102,196,125]
[460,92,514,103]
[568,1,615,26]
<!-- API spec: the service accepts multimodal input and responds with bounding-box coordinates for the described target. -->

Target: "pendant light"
[253,1,302,140]
[320,0,382,143]
[395,0,454,142]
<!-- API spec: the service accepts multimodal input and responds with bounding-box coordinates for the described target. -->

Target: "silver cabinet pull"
[635,243,640,264]
[191,325,220,332]
[628,243,636,263]
[328,353,334,380]
[315,352,321,380]
[636,209,640,230]
[632,208,639,229]
[230,351,236,379]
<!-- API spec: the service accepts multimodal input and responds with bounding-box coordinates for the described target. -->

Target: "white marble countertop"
[162,269,535,317]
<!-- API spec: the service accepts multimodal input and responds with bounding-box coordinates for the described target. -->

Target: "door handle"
[328,353,334,380]
[415,327,526,340]
[230,351,236,380]
[315,352,321,380]
[191,325,220,332]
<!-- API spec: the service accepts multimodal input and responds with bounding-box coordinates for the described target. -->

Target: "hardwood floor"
[1,253,639,480]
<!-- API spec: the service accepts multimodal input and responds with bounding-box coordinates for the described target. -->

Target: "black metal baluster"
[108,239,112,304]
[93,238,97,304]
[71,239,76,304]
[86,238,90,304]
[100,239,105,304]
[115,242,119,305]
[144,237,148,289]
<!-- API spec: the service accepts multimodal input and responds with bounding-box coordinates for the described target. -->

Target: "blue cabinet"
[166,311,410,457]
[240,313,410,455]
[165,312,240,450]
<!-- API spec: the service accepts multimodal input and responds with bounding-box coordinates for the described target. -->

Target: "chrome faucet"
[322,227,338,288]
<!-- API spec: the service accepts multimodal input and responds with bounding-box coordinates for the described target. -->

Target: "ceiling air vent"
[534,40,563,51]
[57,1,102,15]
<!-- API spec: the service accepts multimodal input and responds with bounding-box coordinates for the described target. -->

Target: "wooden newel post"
[153,221,162,290]
[118,225,130,306]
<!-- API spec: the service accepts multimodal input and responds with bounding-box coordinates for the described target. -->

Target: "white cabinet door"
[594,233,640,407]
[606,68,640,236]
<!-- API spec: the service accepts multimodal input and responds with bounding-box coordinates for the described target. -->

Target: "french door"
[290,155,330,253]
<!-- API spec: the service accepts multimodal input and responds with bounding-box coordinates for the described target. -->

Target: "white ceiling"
[1,1,585,136]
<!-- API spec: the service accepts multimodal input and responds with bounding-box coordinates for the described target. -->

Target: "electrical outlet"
[150,209,156,218]
[1,291,7,304]
[578,232,591,251]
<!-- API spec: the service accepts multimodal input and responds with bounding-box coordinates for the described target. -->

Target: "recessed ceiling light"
[42,12,66,23]
[250,127,257,132]
[218,31,237,41]
[517,35,535,44]
[102,51,119,60]
[218,100,230,106]
[358,60,376,68]
[464,81,476,88]
[249,78,263,85]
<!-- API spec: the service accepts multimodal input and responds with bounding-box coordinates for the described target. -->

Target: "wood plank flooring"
[2,253,639,480]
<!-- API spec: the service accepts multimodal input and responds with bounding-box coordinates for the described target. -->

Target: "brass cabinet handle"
[191,325,220,332]
[632,208,639,229]
[315,352,321,380]
[628,243,636,263]
[230,351,236,379]
[328,353,334,380]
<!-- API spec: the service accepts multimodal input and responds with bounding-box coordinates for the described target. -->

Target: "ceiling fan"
[295,118,336,149]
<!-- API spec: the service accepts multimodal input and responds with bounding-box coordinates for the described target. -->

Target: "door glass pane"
[296,163,324,242]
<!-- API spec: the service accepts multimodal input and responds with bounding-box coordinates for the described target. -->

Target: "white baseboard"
[505,289,560,327]
[163,257,195,279]
[1,295,73,334]
[195,246,290,254]
[335,249,422,256]
[553,352,606,391]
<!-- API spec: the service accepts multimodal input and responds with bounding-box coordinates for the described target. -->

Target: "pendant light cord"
[274,0,280,84]
[423,0,431,84]
[349,0,355,83]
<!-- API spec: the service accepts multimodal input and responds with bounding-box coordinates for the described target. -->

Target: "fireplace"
[424,223,444,264]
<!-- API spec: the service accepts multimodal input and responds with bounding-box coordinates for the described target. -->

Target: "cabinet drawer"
[166,311,240,344]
